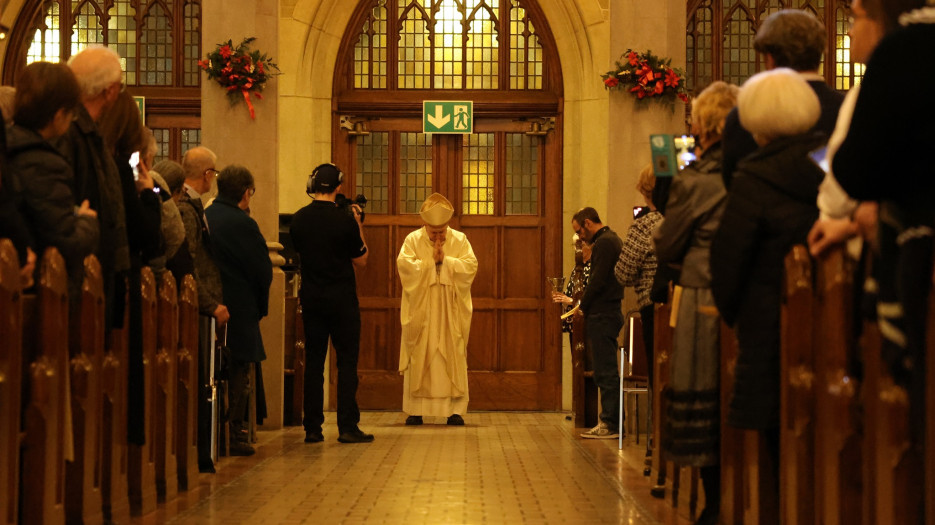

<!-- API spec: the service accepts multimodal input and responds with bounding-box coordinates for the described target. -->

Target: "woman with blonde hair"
[653,80,739,525]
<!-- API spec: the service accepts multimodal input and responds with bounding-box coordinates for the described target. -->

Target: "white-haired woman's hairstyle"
[738,68,819,144]
[68,46,123,98]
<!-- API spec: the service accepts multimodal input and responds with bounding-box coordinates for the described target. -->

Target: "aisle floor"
[143,412,694,525]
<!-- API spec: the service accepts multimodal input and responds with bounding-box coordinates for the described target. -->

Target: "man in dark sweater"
[721,9,844,188]
[572,207,624,439]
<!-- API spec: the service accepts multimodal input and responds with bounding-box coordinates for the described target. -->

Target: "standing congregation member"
[710,69,825,498]
[654,81,739,525]
[59,45,129,332]
[205,165,273,456]
[178,145,228,472]
[397,193,477,426]
[573,207,623,439]
[721,9,843,187]
[6,62,98,295]
[290,163,373,444]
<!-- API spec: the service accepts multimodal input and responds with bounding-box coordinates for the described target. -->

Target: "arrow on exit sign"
[423,101,473,134]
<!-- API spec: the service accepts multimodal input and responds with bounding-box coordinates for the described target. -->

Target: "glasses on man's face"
[204,168,219,178]
[247,187,256,197]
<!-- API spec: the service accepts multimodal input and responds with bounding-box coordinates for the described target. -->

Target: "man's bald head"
[68,46,123,99]
[182,146,218,181]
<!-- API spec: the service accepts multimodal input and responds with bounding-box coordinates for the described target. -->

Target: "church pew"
[927,290,935,525]
[0,240,23,525]
[813,246,861,525]
[718,321,744,525]
[21,247,68,524]
[66,255,105,524]
[176,275,200,491]
[128,268,158,516]
[650,301,671,498]
[780,245,815,525]
[101,282,131,525]
[155,272,179,501]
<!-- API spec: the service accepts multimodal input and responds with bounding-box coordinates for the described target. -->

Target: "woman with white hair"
[710,68,825,477]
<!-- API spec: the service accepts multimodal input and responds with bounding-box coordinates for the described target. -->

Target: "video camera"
[336,193,368,223]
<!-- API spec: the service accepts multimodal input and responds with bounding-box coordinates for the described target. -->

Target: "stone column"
[201,0,284,429]
[607,0,686,315]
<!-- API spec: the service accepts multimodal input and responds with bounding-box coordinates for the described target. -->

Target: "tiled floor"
[143,412,693,525]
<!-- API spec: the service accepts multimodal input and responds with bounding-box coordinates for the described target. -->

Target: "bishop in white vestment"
[397,193,478,425]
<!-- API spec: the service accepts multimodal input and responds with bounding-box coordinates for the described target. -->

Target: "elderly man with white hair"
[710,68,824,492]
[57,45,129,331]
[397,193,477,426]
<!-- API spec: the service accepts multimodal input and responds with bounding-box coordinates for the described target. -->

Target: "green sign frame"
[422,100,473,134]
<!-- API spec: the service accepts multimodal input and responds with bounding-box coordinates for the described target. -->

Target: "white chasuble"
[397,227,477,416]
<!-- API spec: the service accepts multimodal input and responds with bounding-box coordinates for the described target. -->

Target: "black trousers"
[301,295,361,435]
[229,359,252,440]
[587,310,623,429]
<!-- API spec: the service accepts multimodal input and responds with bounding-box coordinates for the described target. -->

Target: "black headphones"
[306,163,344,195]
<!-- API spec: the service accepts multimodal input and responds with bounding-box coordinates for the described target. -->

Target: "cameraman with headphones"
[290,163,373,444]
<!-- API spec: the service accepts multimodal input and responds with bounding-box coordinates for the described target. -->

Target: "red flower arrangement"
[602,49,690,107]
[198,37,280,119]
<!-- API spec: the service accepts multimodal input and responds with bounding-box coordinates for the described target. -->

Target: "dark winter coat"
[6,124,99,291]
[205,197,272,362]
[710,132,825,430]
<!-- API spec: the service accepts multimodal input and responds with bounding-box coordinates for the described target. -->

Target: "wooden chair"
[155,272,179,501]
[101,280,130,524]
[21,247,68,524]
[176,275,200,491]
[620,310,649,448]
[292,302,306,427]
[813,245,862,525]
[0,240,23,525]
[128,268,158,516]
[780,245,816,525]
[66,255,105,525]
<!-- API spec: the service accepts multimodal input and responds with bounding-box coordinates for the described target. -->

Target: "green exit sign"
[423,100,473,134]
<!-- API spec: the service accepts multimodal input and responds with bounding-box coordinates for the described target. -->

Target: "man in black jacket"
[721,9,844,188]
[572,207,624,439]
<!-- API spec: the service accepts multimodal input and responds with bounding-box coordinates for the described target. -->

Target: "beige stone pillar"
[201,0,285,429]
[608,0,687,316]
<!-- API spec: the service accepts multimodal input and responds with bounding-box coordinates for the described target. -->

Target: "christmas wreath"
[199,37,280,119]
[602,49,689,107]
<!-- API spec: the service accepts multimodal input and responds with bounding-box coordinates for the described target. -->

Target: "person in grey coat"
[205,165,272,456]
[653,80,738,525]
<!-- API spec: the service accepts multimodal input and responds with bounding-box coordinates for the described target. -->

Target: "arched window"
[3,0,203,162]
[686,0,863,93]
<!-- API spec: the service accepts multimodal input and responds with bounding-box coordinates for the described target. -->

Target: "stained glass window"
[354,0,388,89]
[505,133,537,215]
[26,1,61,64]
[466,1,499,89]
[462,133,495,215]
[182,1,201,87]
[399,1,432,89]
[509,0,542,89]
[140,3,172,86]
[72,2,104,56]
[107,0,138,84]
[152,128,170,164]
[399,132,433,213]
[356,132,391,213]
[723,0,757,85]
[686,0,713,93]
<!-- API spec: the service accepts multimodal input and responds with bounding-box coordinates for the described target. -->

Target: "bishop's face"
[426,225,448,244]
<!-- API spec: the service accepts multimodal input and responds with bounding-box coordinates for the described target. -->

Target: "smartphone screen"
[808,146,829,174]
[129,151,141,181]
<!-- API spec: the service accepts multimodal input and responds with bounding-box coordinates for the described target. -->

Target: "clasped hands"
[433,236,445,264]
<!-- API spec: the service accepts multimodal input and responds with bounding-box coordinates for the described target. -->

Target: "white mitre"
[419,193,454,227]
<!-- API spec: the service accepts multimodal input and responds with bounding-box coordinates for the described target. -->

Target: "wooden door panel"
[468,372,540,409]
[501,310,543,371]
[466,309,497,370]
[460,226,497,299]
[503,227,543,299]
[357,224,393,297]
[359,309,395,370]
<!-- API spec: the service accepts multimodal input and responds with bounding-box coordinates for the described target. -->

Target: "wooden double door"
[329,116,563,411]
